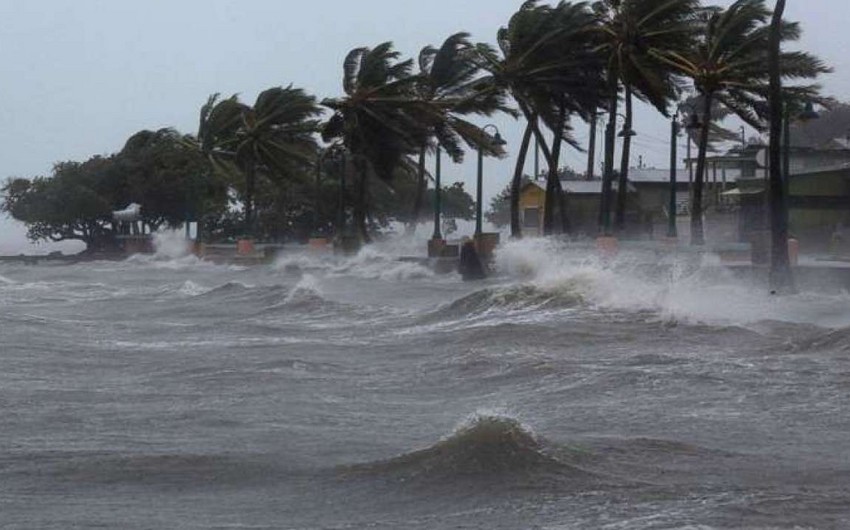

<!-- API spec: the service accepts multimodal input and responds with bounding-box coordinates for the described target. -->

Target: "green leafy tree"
[425,182,475,221]
[117,128,227,231]
[486,181,521,228]
[2,157,120,251]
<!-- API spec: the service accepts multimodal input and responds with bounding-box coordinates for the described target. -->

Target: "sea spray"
[177,280,209,297]
[492,238,850,328]
[331,246,435,281]
[152,230,193,259]
[283,274,324,305]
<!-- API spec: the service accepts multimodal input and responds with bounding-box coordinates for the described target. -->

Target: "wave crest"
[433,284,584,322]
[349,415,584,480]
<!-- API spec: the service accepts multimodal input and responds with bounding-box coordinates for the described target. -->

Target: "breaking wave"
[435,284,584,320]
[493,238,850,329]
[347,414,593,482]
[330,247,435,281]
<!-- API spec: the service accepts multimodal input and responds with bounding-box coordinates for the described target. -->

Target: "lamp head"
[798,101,820,122]
[491,132,507,147]
[685,113,703,130]
[618,127,637,138]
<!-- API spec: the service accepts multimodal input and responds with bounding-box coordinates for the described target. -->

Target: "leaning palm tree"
[475,0,606,237]
[767,0,792,293]
[657,0,830,245]
[592,0,700,235]
[409,33,512,236]
[322,43,429,243]
[194,87,321,237]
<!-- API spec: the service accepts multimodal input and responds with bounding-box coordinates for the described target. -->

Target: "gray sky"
[1,0,847,252]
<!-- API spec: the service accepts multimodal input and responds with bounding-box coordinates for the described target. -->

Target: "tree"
[118,128,226,231]
[409,33,511,234]
[487,178,528,228]
[2,157,120,251]
[475,0,605,237]
[768,0,793,293]
[592,0,699,234]
[425,182,475,221]
[322,43,431,243]
[194,87,322,238]
[658,0,830,245]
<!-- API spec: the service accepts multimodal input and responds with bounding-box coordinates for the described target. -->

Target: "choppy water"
[2,237,850,529]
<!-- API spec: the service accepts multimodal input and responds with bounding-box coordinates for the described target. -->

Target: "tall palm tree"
[592,0,700,235]
[195,87,321,237]
[657,0,829,245]
[767,0,792,293]
[322,43,429,243]
[409,33,512,236]
[475,0,605,237]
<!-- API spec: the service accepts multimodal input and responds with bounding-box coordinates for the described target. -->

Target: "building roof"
[561,180,637,194]
[522,179,636,195]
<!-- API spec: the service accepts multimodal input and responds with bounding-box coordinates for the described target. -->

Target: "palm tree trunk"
[615,87,633,232]
[408,146,427,235]
[543,100,567,236]
[244,160,256,238]
[511,121,535,239]
[354,161,372,244]
[599,86,619,235]
[520,102,559,236]
[768,0,794,293]
[691,92,713,246]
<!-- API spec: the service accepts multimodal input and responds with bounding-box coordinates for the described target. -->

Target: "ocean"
[1,236,849,529]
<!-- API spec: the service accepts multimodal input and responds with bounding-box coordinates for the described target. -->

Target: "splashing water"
[152,230,193,259]
[494,238,850,328]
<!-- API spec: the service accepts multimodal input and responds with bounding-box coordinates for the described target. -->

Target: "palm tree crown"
[657,0,830,244]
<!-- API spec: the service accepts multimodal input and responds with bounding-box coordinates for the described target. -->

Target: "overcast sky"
[1,0,847,253]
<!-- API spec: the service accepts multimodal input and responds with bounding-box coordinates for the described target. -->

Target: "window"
[523,207,540,228]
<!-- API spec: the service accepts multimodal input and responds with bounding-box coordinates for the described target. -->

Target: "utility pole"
[668,116,679,238]
[586,110,597,180]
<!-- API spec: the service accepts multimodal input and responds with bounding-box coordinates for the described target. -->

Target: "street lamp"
[617,114,637,138]
[476,124,506,237]
[667,109,703,239]
[313,147,339,238]
[614,112,638,231]
[432,145,443,240]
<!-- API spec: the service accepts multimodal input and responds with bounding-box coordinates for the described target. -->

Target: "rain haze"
[1,0,848,252]
[7,3,850,529]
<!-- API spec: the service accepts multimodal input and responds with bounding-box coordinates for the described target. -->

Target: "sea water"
[1,236,849,529]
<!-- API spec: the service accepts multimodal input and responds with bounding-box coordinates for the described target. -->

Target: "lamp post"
[432,146,443,240]
[586,110,598,181]
[313,147,337,239]
[475,124,506,237]
[667,111,703,239]
[668,115,680,239]
[615,113,637,232]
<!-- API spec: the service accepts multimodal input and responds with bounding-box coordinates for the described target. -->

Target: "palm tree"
[768,0,792,293]
[592,0,700,235]
[409,33,512,236]
[194,87,321,237]
[475,0,605,237]
[322,43,429,243]
[657,0,829,245]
